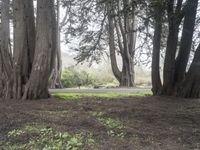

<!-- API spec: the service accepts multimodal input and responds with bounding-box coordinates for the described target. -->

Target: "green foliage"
[4,125,95,150]
[61,67,94,88]
[88,111,126,138]
[97,118,124,129]
[52,92,152,101]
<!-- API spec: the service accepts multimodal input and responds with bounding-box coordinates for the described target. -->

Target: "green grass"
[52,92,152,100]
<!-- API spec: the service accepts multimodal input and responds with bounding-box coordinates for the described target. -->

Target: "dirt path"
[0,96,200,149]
[49,87,151,94]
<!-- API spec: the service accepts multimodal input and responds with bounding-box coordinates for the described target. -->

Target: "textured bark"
[49,0,63,89]
[13,0,35,99]
[151,2,162,95]
[174,0,198,86]
[107,4,122,83]
[107,0,136,87]
[23,0,56,100]
[161,0,181,95]
[0,0,13,99]
[177,44,200,98]
[121,0,136,87]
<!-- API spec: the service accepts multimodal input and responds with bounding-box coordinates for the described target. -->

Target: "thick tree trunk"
[49,0,63,89]
[174,0,198,86]
[23,0,56,100]
[0,0,13,99]
[120,59,134,87]
[177,44,200,98]
[13,0,35,99]
[161,3,180,95]
[162,27,179,95]
[151,1,162,95]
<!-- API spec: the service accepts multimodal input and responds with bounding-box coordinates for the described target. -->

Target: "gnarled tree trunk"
[23,0,56,100]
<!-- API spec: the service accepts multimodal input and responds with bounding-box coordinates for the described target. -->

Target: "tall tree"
[161,0,183,95]
[0,0,13,99]
[151,0,199,98]
[174,0,198,87]
[49,0,63,89]
[151,0,163,95]
[63,0,137,87]
[13,0,36,99]
[108,0,137,87]
[23,0,57,100]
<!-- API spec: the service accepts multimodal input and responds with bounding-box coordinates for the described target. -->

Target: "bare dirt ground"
[0,96,200,150]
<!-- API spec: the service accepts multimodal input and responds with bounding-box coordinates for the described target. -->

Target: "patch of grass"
[4,124,95,150]
[89,111,106,117]
[52,92,152,101]
[97,118,124,129]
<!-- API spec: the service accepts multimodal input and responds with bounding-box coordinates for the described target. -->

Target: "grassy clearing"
[52,92,152,100]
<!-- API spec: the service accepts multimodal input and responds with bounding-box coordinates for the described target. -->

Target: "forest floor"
[0,93,200,150]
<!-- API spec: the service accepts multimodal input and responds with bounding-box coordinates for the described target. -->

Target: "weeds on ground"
[89,111,126,138]
[4,125,95,150]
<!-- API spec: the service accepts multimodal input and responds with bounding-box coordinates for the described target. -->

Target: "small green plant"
[97,118,124,129]
[8,129,25,138]
[66,136,83,150]
[89,111,105,117]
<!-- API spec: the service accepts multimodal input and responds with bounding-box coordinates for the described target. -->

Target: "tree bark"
[107,3,122,83]
[161,0,181,95]
[49,0,63,89]
[13,0,35,99]
[23,0,56,100]
[110,0,137,87]
[0,0,13,99]
[122,0,136,87]
[151,0,163,95]
[174,0,198,86]
[177,44,200,98]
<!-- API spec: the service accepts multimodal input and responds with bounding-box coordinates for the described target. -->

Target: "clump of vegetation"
[61,66,119,89]
[4,125,95,150]
[89,111,126,138]
[61,67,94,88]
[98,117,125,138]
[97,118,124,129]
